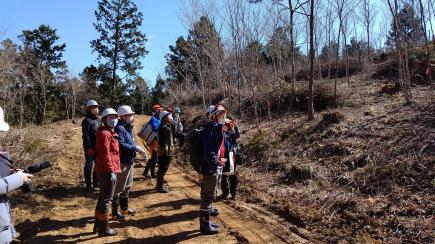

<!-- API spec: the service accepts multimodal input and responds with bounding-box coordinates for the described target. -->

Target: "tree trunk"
[308,0,315,121]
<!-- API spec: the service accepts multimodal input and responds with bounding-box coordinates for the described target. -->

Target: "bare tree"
[359,0,377,59]
[386,0,412,104]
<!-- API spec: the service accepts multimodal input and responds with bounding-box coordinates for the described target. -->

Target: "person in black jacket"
[81,100,101,191]
[220,120,240,200]
[199,104,227,235]
[156,111,174,193]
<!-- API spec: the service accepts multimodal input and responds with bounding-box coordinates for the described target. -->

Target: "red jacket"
[95,126,121,174]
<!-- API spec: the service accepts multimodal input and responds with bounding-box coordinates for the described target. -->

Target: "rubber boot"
[142,164,151,180]
[150,164,157,178]
[93,211,100,233]
[98,213,118,237]
[156,176,168,193]
[217,192,228,201]
[111,197,126,221]
[92,171,100,188]
[85,175,95,192]
[120,196,135,216]
[199,210,219,235]
[210,207,219,217]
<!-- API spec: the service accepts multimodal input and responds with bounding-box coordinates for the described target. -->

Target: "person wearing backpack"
[81,100,101,191]
[142,105,162,180]
[219,119,240,201]
[199,104,227,235]
[112,106,146,221]
[156,111,174,193]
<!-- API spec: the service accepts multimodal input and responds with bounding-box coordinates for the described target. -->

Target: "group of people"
[81,100,241,237]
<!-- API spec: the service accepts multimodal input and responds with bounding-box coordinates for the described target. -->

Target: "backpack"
[186,128,204,173]
[137,120,158,145]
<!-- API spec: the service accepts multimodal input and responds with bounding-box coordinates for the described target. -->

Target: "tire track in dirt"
[15,116,305,243]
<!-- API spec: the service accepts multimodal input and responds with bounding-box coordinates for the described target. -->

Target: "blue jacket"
[115,120,137,165]
[201,121,224,175]
[149,114,160,132]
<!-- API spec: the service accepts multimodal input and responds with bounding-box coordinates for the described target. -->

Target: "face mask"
[127,116,134,124]
[91,108,99,116]
[106,118,118,128]
[218,117,226,125]
[166,115,174,123]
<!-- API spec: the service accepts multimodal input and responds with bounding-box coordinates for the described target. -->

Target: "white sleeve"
[0,173,24,195]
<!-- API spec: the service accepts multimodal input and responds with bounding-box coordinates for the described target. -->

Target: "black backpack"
[186,128,204,173]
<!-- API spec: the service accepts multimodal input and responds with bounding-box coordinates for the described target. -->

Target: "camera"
[21,160,51,193]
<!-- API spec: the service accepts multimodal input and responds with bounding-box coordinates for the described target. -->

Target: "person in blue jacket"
[142,105,162,179]
[0,107,33,244]
[199,104,227,235]
[112,105,146,220]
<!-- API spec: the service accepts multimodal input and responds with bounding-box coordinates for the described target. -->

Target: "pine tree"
[386,3,425,47]
[91,0,148,104]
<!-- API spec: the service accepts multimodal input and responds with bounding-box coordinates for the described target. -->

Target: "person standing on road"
[94,108,121,237]
[0,107,34,244]
[112,105,145,220]
[219,119,240,201]
[173,107,184,147]
[81,100,101,191]
[199,104,227,235]
[156,111,174,193]
[142,105,162,180]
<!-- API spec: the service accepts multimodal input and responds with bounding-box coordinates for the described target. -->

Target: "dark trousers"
[144,151,157,175]
[157,155,171,178]
[84,150,98,187]
[221,174,238,196]
[95,173,116,213]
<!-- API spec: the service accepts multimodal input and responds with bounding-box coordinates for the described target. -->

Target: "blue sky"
[0,0,187,86]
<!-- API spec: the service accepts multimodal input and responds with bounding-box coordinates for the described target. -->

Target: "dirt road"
[13,116,304,243]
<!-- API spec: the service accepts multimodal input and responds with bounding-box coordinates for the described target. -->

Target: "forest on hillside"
[0,0,434,125]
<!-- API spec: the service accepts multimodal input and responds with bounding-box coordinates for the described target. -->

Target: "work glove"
[86,148,94,157]
[143,153,148,162]
[135,145,146,154]
[110,173,117,184]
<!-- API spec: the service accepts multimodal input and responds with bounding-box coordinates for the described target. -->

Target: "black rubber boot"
[111,197,126,221]
[150,164,157,178]
[92,171,99,188]
[142,165,151,180]
[156,177,168,193]
[200,210,219,235]
[120,196,135,216]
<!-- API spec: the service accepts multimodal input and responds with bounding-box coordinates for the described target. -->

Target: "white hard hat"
[101,108,117,118]
[0,107,9,132]
[86,100,99,108]
[159,111,171,121]
[211,104,227,116]
[117,105,135,116]
[206,105,216,114]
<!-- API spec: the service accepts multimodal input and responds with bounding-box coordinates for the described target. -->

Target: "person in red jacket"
[93,108,121,237]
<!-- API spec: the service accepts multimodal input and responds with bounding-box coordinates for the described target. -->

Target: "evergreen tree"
[19,24,66,123]
[91,0,148,104]
[386,3,425,47]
